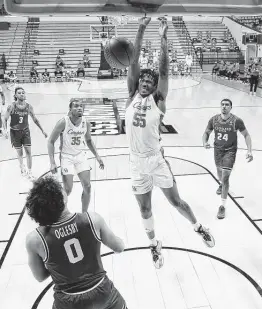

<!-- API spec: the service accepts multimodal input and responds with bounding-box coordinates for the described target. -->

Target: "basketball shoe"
[217,206,225,219]
[150,240,164,269]
[195,225,215,247]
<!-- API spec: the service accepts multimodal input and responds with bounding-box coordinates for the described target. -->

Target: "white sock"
[221,198,227,207]
[193,222,201,231]
[150,237,158,247]
[142,216,157,246]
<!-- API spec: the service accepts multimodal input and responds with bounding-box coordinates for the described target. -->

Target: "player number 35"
[217,133,228,141]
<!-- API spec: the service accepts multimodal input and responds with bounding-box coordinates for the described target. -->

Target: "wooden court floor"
[0,77,262,309]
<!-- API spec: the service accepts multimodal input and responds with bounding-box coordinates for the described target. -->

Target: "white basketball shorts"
[60,151,91,176]
[129,150,175,195]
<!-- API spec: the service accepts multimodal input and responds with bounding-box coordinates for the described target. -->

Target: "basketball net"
[101,37,107,47]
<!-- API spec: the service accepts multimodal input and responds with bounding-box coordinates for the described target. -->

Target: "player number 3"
[217,133,228,141]
[64,238,84,264]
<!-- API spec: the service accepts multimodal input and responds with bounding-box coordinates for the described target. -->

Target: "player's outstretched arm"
[240,128,253,162]
[3,104,13,137]
[47,118,65,168]
[26,231,50,282]
[0,88,5,105]
[156,19,169,114]
[202,117,214,148]
[84,120,104,169]
[127,17,151,100]
[28,105,48,137]
[89,211,125,253]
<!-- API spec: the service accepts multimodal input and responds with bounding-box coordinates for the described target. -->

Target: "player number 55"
[133,112,146,128]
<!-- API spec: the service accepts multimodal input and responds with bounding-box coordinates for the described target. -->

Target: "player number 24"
[217,133,228,141]
[71,136,81,145]
[64,238,84,264]
[133,112,146,128]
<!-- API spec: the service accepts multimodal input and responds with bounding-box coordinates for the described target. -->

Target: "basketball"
[103,37,135,69]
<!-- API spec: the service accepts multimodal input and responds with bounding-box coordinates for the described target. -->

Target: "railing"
[172,16,202,71]
[201,51,245,64]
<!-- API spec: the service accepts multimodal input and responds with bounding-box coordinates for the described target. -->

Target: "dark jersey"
[37,212,106,293]
[10,102,30,130]
[207,113,246,150]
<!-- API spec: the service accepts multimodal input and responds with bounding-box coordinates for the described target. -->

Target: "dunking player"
[0,83,6,136]
[125,17,215,269]
[48,99,104,213]
[3,87,47,180]
[25,176,127,309]
[203,98,253,219]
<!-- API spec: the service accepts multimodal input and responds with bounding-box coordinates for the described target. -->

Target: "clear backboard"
[4,0,262,16]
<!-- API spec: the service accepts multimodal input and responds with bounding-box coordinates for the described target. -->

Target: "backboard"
[4,0,262,16]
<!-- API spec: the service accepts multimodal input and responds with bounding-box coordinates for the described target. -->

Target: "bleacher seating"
[0,23,27,74]
[116,20,194,74]
[233,16,262,32]
[183,20,244,72]
[30,22,102,79]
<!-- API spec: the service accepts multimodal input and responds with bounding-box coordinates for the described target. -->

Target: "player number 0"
[64,238,84,264]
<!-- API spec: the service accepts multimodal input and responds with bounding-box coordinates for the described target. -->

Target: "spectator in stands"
[83,54,91,68]
[42,68,50,82]
[212,62,219,75]
[139,52,148,69]
[56,55,64,68]
[206,31,212,42]
[5,71,17,83]
[249,64,260,95]
[77,61,85,77]
[223,29,230,42]
[30,66,39,82]
[228,38,235,52]
[197,31,203,42]
[152,49,159,68]
[202,39,209,52]
[210,38,217,52]
[218,61,227,77]
[54,65,63,81]
[1,53,7,73]
[185,52,193,74]
[171,60,179,75]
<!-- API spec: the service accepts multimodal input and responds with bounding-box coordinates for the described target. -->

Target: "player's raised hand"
[138,16,151,26]
[159,19,168,37]
[246,151,253,162]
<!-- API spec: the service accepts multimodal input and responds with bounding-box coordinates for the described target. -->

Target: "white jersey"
[61,116,87,156]
[125,92,164,156]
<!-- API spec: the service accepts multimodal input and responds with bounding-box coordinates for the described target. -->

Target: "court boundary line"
[30,246,262,309]
[0,153,261,270]
[1,145,262,164]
